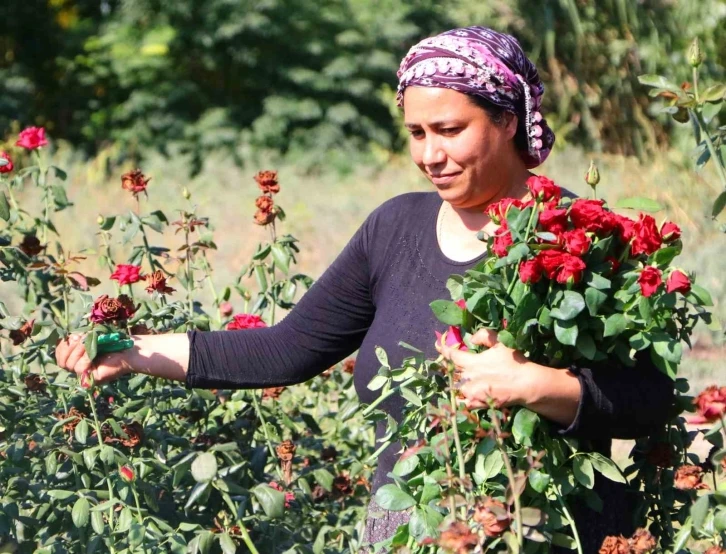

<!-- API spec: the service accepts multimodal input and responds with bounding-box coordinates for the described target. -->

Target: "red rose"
[694,386,726,423]
[605,256,620,274]
[89,294,137,323]
[254,170,280,194]
[518,258,542,284]
[119,465,135,483]
[16,127,49,150]
[569,199,607,232]
[558,254,587,284]
[526,175,561,202]
[435,326,467,351]
[0,151,13,173]
[660,221,681,242]
[491,230,513,257]
[121,169,151,197]
[538,206,568,236]
[486,197,523,224]
[110,264,144,286]
[536,249,567,280]
[143,270,175,295]
[269,482,295,508]
[227,314,267,330]
[638,267,662,297]
[562,228,591,257]
[666,270,691,294]
[613,214,635,243]
[455,299,466,309]
[631,214,662,256]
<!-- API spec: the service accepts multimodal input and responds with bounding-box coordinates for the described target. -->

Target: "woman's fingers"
[470,328,498,348]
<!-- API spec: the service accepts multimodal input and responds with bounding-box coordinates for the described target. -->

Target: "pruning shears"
[96,332,134,356]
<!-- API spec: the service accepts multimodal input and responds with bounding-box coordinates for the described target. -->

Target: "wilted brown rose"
[254,170,280,194]
[705,547,726,554]
[18,234,44,257]
[255,195,274,211]
[473,497,511,538]
[276,440,296,462]
[438,522,479,554]
[121,169,150,197]
[120,421,144,448]
[10,319,35,345]
[262,386,286,400]
[143,270,175,295]
[311,484,328,503]
[599,536,630,554]
[333,474,353,498]
[674,464,708,490]
[89,294,136,324]
[342,358,356,374]
[254,208,277,226]
[24,373,46,393]
[645,442,673,468]
[320,446,338,462]
[630,528,657,554]
[58,407,86,437]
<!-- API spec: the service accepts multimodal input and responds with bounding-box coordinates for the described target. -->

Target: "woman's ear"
[504,112,519,140]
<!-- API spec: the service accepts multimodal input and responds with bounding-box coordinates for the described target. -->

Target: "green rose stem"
[33,150,52,244]
[555,484,583,554]
[447,363,468,486]
[199,256,222,328]
[86,387,118,553]
[184,218,194,321]
[691,108,726,190]
[98,230,120,295]
[489,406,524,548]
[438,407,458,518]
[130,486,148,554]
[361,376,418,417]
[221,491,260,554]
[249,391,283,481]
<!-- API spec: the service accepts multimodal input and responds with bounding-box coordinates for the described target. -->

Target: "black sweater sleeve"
[560,352,674,440]
[185,220,375,390]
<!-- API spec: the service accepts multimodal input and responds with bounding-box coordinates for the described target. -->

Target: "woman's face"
[403,86,520,210]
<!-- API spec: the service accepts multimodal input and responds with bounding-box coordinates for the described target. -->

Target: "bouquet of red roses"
[432,174,713,377]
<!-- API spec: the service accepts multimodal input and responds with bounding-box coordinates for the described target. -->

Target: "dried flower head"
[254,170,280,194]
[674,464,708,490]
[342,358,356,374]
[254,207,277,226]
[599,535,630,554]
[9,319,35,346]
[121,169,150,197]
[120,421,144,448]
[18,234,44,257]
[438,521,479,554]
[24,373,46,393]
[276,440,296,486]
[143,270,176,295]
[473,497,511,538]
[262,386,286,400]
[89,294,136,324]
[629,528,657,554]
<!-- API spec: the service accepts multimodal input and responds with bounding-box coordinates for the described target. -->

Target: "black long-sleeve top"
[187,191,674,493]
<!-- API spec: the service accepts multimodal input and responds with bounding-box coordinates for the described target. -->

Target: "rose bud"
[526,174,561,202]
[0,151,14,174]
[673,464,708,490]
[219,302,234,317]
[119,465,135,483]
[15,127,49,150]
[182,187,191,200]
[694,385,726,423]
[585,160,600,188]
[435,326,467,351]
[660,221,681,242]
[638,267,662,298]
[666,270,691,294]
[688,37,705,68]
[705,547,726,554]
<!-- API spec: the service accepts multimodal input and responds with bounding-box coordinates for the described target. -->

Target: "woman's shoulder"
[369,191,439,220]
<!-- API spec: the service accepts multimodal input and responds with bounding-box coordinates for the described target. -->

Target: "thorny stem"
[490,408,523,547]
[361,376,418,416]
[556,486,583,554]
[439,408,458,518]
[185,226,194,321]
[131,487,149,554]
[139,226,156,275]
[221,492,260,554]
[691,109,726,191]
[250,391,283,480]
[447,364,467,484]
[87,390,117,553]
[693,67,700,103]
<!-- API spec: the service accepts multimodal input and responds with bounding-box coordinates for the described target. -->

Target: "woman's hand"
[55,334,132,385]
[437,328,581,427]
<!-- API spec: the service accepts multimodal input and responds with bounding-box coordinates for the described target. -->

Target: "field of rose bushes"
[1,46,726,553]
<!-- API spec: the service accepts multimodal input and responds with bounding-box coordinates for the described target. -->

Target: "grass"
[2,141,725,383]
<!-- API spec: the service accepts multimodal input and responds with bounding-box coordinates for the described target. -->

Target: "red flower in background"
[666,270,691,294]
[638,267,662,297]
[536,250,567,280]
[660,221,681,242]
[268,482,295,508]
[613,214,636,243]
[143,270,175,295]
[0,151,13,173]
[631,214,662,256]
[558,254,587,284]
[693,386,726,423]
[254,170,280,194]
[491,230,513,257]
[121,169,151,197]
[227,314,267,330]
[16,127,48,150]
[526,175,561,202]
[110,264,144,285]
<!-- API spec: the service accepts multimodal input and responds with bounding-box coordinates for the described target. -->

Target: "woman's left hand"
[437,328,540,409]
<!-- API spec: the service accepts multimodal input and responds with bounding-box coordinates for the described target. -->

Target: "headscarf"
[396,26,555,169]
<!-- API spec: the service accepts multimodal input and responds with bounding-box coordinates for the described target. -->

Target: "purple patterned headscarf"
[396,26,555,169]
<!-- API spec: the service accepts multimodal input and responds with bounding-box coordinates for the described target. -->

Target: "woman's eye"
[441,127,461,135]
[409,130,424,139]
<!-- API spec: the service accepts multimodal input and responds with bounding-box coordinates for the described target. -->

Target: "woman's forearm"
[119,333,189,381]
[521,363,581,427]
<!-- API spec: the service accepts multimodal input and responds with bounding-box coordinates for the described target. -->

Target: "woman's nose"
[422,137,446,166]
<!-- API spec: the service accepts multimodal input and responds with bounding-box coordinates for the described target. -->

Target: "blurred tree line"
[1,0,725,173]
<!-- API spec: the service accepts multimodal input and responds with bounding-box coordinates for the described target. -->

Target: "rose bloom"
[666,270,691,294]
[143,270,175,295]
[437,521,479,554]
[16,127,49,150]
[121,169,151,197]
[526,174,561,202]
[473,497,511,538]
[693,385,726,422]
[110,264,144,286]
[254,208,277,226]
[638,267,662,297]
[0,151,13,173]
[673,464,708,490]
[491,229,513,257]
[562,228,591,257]
[705,547,726,554]
[537,249,567,280]
[599,535,631,554]
[538,206,568,235]
[9,319,34,346]
[613,213,635,243]
[629,528,657,554]
[569,199,606,232]
[519,258,542,284]
[255,195,274,211]
[631,214,662,256]
[227,314,267,330]
[558,254,587,284]
[90,294,136,323]
[254,170,280,194]
[435,326,467,351]
[486,197,524,224]
[18,234,44,257]
[660,221,681,242]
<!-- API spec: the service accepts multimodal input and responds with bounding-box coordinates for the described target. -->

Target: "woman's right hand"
[55,334,132,385]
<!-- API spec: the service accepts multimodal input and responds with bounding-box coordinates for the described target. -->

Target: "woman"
[56,27,672,552]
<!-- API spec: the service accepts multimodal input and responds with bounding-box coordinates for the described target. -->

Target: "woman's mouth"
[431,172,462,185]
